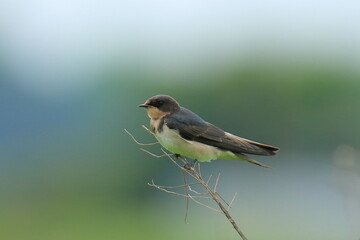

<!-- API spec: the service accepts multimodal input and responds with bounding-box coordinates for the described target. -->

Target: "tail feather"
[243,138,279,153]
[236,153,271,168]
[226,132,279,156]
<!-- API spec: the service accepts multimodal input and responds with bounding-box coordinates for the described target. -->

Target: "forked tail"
[235,153,271,168]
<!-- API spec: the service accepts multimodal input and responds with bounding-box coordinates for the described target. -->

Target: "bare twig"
[206,174,213,184]
[217,192,232,209]
[187,194,222,213]
[182,171,190,224]
[214,173,221,193]
[184,163,248,240]
[187,185,209,195]
[124,128,158,145]
[141,125,155,136]
[151,182,201,189]
[197,162,202,178]
[140,148,170,158]
[148,181,211,199]
[125,128,248,240]
[160,149,185,169]
[228,192,238,211]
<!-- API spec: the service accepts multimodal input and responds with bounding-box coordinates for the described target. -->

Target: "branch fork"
[125,126,248,240]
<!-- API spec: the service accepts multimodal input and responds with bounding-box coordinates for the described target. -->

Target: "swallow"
[139,95,279,168]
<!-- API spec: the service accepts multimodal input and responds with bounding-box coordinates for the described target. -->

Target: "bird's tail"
[225,132,279,156]
[235,153,271,168]
[244,139,279,156]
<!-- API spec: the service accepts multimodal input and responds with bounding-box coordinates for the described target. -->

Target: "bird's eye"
[157,100,164,106]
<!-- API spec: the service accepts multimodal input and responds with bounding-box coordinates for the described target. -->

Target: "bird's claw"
[183,159,198,170]
[184,163,193,170]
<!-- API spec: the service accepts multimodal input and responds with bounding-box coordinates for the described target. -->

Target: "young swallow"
[139,95,279,168]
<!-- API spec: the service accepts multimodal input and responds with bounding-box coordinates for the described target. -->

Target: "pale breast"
[155,125,222,162]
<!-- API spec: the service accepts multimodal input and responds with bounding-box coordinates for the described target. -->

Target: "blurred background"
[1,1,360,239]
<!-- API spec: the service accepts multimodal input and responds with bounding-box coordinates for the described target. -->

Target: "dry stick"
[140,148,170,158]
[228,192,238,211]
[187,194,222,213]
[141,125,156,136]
[182,171,190,224]
[165,152,248,240]
[152,182,201,189]
[185,164,248,240]
[125,128,248,240]
[124,129,158,145]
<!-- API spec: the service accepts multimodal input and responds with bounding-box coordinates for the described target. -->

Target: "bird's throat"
[146,106,168,119]
[150,118,165,133]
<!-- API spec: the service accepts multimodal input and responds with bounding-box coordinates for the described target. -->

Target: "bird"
[139,95,279,168]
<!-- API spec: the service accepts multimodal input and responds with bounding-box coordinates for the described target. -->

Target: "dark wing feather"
[165,108,278,156]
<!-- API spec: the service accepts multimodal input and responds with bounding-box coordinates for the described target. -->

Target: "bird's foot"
[184,159,198,170]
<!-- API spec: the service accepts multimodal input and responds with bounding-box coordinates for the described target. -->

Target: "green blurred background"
[1,1,360,240]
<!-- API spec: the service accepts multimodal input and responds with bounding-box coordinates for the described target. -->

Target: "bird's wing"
[165,108,278,156]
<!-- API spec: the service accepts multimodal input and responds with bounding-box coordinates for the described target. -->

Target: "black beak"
[138,104,150,108]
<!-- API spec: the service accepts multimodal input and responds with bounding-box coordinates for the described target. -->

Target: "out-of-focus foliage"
[1,63,359,240]
[1,1,360,239]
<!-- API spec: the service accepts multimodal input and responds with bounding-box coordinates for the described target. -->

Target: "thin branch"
[187,168,248,240]
[141,125,155,136]
[152,182,201,189]
[185,195,189,224]
[206,174,213,184]
[187,194,222,214]
[148,181,211,199]
[140,148,170,158]
[214,173,221,193]
[208,173,232,208]
[228,192,238,211]
[124,129,158,146]
[160,150,248,239]
[127,128,248,240]
[173,154,190,166]
[182,171,189,224]
[197,162,202,178]
[187,185,209,196]
[217,193,231,209]
[160,149,187,170]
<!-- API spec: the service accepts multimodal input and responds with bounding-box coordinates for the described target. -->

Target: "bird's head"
[139,95,180,119]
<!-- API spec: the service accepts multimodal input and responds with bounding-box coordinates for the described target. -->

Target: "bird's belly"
[155,126,220,162]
